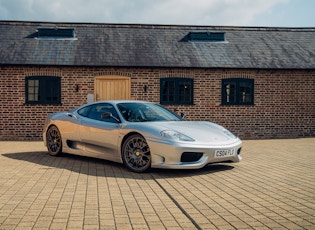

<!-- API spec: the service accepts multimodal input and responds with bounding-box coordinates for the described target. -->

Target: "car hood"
[145,121,238,143]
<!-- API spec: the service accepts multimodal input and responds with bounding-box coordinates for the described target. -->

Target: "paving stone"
[0,139,314,229]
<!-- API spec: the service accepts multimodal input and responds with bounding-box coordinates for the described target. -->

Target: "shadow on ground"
[2,151,234,179]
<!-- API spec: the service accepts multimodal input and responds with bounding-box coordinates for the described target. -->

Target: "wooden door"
[94,76,131,101]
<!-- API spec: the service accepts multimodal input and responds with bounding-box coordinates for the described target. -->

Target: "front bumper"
[148,138,242,169]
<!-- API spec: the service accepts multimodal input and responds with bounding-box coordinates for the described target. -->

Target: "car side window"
[86,103,120,123]
[78,105,92,117]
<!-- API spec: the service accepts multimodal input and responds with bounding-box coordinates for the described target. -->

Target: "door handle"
[66,113,78,119]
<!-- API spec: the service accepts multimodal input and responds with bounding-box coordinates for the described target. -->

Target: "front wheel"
[122,134,151,173]
[46,125,62,156]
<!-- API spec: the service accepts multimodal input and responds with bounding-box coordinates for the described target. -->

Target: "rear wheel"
[46,126,62,156]
[122,134,151,173]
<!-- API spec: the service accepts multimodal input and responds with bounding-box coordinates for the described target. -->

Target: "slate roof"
[0,21,314,69]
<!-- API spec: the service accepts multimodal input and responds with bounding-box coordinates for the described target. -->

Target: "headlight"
[223,129,237,139]
[204,122,237,139]
[160,130,195,142]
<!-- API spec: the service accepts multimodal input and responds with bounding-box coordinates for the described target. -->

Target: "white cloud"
[138,0,289,25]
[0,0,298,26]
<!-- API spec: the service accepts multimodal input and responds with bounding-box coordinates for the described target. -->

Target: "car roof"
[70,100,155,112]
[81,100,156,108]
[91,100,153,105]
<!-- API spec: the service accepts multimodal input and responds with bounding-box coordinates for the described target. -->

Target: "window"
[181,32,226,42]
[36,27,76,40]
[222,78,254,105]
[80,103,120,123]
[160,78,193,105]
[77,105,92,117]
[25,76,61,105]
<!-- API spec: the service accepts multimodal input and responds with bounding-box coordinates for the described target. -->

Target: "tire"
[122,134,151,173]
[46,125,62,156]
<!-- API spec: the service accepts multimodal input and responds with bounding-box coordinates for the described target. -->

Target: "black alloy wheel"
[122,134,151,173]
[46,126,62,156]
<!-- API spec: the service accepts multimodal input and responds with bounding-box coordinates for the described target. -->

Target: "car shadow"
[2,151,234,179]
[150,164,234,178]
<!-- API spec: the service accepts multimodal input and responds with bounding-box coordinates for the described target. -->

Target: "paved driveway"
[0,139,314,229]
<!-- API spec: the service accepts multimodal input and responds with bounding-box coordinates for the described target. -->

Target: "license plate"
[214,149,235,158]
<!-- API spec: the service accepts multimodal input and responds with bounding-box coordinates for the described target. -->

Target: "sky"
[0,0,314,27]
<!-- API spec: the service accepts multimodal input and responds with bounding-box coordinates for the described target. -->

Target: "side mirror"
[180,112,186,119]
[101,112,120,123]
[101,112,111,119]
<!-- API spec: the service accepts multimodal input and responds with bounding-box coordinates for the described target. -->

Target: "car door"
[79,103,122,162]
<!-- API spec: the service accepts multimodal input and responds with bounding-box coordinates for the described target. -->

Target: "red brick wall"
[0,66,314,140]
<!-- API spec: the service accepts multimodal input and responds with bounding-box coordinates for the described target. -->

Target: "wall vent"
[181,32,225,42]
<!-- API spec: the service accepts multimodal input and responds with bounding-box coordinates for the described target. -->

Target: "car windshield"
[117,102,181,122]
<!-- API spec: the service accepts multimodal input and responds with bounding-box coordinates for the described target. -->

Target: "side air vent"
[181,32,226,42]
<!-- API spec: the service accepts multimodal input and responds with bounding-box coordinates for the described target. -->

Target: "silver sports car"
[43,100,242,172]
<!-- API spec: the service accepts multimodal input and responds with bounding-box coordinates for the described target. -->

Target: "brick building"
[0,21,314,140]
